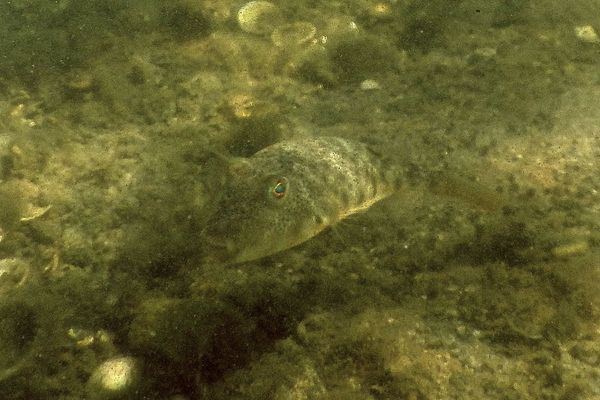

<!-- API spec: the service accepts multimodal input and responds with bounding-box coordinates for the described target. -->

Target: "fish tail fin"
[428,169,507,212]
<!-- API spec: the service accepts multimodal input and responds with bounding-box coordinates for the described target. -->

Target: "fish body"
[202,136,397,264]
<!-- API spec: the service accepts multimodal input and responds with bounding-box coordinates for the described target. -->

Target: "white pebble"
[575,25,600,43]
[360,79,381,90]
[474,47,497,58]
[87,357,140,400]
[237,1,282,35]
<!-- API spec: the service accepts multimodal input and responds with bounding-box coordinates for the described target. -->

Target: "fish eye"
[272,177,288,199]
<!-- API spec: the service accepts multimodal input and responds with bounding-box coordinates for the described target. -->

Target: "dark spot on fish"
[313,214,325,225]
[339,191,350,209]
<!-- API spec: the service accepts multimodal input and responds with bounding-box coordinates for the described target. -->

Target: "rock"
[237,1,283,35]
[87,357,141,400]
[575,25,600,44]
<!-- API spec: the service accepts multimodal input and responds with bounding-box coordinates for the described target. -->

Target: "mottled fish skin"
[201,136,397,264]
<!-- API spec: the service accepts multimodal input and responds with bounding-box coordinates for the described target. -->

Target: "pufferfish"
[200,136,400,264]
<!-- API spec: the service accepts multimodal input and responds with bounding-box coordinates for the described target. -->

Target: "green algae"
[0,0,599,399]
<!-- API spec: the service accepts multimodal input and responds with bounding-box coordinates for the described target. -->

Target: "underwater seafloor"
[0,1,599,399]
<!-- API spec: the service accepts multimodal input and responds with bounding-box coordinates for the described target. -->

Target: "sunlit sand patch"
[489,133,598,190]
[488,88,600,195]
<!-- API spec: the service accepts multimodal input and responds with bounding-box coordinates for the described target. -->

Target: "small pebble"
[87,357,140,400]
[574,25,600,43]
[474,47,497,58]
[237,1,282,35]
[360,79,381,90]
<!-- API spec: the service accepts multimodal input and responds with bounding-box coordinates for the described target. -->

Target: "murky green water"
[0,1,599,399]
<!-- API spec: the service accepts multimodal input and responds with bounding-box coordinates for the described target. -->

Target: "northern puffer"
[200,136,400,264]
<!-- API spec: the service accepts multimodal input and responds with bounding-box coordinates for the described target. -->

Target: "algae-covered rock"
[127,297,214,363]
[329,34,396,83]
[160,0,212,39]
[397,0,456,52]
[209,339,326,400]
[0,181,26,232]
[0,301,37,383]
